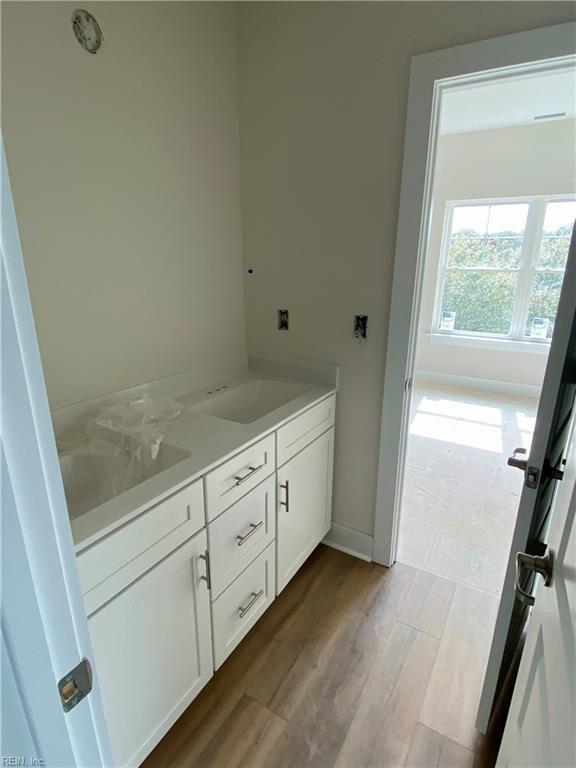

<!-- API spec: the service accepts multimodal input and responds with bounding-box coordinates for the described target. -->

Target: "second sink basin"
[60,442,190,520]
[191,379,309,423]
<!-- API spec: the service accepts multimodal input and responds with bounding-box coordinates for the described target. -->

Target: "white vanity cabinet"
[88,528,213,768]
[276,427,335,593]
[77,390,336,767]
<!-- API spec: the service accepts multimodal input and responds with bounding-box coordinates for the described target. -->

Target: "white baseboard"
[323,523,373,562]
[415,369,541,399]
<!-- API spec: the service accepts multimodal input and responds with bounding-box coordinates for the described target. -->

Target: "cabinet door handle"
[238,589,264,618]
[280,481,289,512]
[234,463,264,486]
[236,520,264,546]
[199,549,211,591]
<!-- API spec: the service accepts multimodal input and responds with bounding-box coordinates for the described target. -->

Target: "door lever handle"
[508,447,528,471]
[515,547,553,606]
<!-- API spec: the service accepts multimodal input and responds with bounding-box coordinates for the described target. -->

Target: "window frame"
[431,194,575,349]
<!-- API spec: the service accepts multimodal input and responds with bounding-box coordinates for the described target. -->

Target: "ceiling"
[439,68,576,135]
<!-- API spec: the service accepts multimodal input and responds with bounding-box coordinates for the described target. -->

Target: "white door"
[88,529,213,768]
[276,428,334,593]
[1,143,112,764]
[477,225,576,730]
[497,408,576,768]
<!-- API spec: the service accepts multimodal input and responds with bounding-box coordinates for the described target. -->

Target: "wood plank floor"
[142,545,502,768]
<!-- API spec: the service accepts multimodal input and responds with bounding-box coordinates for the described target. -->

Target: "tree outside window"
[436,198,576,342]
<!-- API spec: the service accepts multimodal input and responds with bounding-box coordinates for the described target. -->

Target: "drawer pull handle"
[199,550,211,591]
[234,463,265,487]
[238,589,264,618]
[236,520,264,546]
[280,481,289,512]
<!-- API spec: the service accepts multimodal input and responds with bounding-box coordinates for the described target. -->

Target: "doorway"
[391,64,576,749]
[397,67,576,598]
[372,23,576,737]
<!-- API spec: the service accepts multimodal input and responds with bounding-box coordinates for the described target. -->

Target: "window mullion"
[510,200,545,339]
[432,204,454,331]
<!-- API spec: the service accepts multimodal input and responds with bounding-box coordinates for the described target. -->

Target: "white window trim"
[432,193,574,349]
[428,331,550,354]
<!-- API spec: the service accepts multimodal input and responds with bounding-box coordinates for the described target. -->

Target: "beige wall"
[416,119,576,390]
[237,2,576,537]
[4,2,576,540]
[2,2,245,409]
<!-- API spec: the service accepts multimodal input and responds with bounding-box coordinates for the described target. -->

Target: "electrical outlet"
[353,315,368,340]
[277,309,289,331]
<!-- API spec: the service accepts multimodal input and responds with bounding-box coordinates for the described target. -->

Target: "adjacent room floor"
[143,546,499,768]
[398,382,538,596]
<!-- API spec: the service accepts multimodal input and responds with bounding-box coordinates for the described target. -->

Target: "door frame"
[373,21,576,569]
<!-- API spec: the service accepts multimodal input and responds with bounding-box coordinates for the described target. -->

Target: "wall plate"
[354,315,368,340]
[277,309,289,331]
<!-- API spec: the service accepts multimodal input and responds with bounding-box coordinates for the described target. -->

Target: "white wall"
[2,1,245,409]
[4,1,576,542]
[237,2,576,538]
[416,120,576,391]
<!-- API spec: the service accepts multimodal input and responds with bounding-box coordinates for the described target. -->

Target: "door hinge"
[58,658,93,712]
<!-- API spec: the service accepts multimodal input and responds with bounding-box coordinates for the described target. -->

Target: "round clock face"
[71,9,102,54]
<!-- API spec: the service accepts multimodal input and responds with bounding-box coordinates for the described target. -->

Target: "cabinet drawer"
[78,479,204,614]
[211,541,275,669]
[208,475,276,598]
[205,435,275,522]
[276,395,335,467]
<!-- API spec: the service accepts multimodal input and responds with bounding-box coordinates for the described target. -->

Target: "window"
[434,197,576,345]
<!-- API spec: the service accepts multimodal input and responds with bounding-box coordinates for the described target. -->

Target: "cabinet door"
[276,428,334,593]
[88,529,213,768]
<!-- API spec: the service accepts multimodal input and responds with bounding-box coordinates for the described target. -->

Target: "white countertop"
[70,372,336,553]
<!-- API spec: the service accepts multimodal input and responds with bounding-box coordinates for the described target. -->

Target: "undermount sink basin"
[60,442,190,520]
[191,379,309,424]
